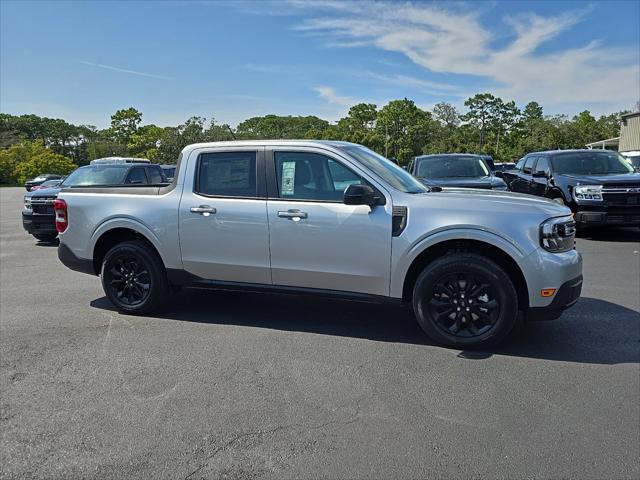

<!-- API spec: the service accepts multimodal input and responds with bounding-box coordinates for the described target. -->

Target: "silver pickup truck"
[56,141,583,348]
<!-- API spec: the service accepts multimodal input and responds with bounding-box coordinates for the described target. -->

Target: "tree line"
[0,93,631,184]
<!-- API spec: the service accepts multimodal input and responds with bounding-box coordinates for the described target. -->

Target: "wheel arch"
[91,223,165,275]
[401,238,529,310]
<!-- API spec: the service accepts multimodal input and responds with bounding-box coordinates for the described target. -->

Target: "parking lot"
[1,185,639,478]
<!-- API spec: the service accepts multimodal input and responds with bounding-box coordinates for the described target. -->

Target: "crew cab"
[55,141,582,348]
[409,154,508,190]
[23,163,167,242]
[503,150,640,227]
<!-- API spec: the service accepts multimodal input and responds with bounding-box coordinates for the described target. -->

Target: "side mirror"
[494,171,504,178]
[532,171,548,178]
[344,184,377,207]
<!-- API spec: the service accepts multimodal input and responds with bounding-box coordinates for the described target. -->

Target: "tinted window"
[551,151,634,175]
[523,156,535,174]
[416,156,489,178]
[196,151,256,197]
[515,158,526,170]
[147,166,164,184]
[275,152,362,202]
[126,168,148,184]
[534,157,550,175]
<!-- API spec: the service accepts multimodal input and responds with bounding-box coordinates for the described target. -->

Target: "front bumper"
[22,211,57,235]
[574,210,640,226]
[525,275,583,321]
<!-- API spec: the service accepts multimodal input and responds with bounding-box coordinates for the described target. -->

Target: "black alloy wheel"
[412,253,518,348]
[101,240,168,314]
[427,272,500,338]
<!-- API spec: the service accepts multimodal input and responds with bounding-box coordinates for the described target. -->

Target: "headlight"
[24,196,32,210]
[540,215,576,252]
[573,185,603,202]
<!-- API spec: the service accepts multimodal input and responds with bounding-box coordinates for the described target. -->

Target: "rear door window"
[196,151,257,197]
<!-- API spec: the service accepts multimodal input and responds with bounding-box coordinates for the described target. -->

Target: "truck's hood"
[419,176,506,189]
[557,172,640,185]
[414,187,571,217]
[25,187,62,198]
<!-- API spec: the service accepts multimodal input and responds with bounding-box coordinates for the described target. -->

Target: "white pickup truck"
[56,141,583,348]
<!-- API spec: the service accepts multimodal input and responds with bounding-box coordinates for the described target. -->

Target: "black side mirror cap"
[494,171,504,178]
[344,184,378,207]
[532,171,548,178]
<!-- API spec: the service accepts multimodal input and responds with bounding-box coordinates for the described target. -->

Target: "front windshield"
[551,151,634,175]
[416,156,489,178]
[61,165,128,187]
[340,145,428,194]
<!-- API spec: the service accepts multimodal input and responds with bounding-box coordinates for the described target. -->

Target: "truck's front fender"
[390,227,531,299]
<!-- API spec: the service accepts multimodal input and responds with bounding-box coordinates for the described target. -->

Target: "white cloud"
[314,86,357,106]
[81,61,173,80]
[291,2,639,112]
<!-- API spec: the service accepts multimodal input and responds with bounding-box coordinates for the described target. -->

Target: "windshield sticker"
[281,162,296,195]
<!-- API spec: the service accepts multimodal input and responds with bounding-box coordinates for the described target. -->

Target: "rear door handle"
[190,205,216,216]
[277,209,308,220]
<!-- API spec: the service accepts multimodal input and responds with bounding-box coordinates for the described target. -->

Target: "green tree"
[110,107,143,145]
[5,141,77,184]
[376,99,435,163]
[463,93,497,149]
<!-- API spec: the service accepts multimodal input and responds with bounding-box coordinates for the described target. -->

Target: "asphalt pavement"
[1,186,639,479]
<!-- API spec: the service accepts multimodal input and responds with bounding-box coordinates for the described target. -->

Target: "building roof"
[621,111,640,119]
[585,137,620,148]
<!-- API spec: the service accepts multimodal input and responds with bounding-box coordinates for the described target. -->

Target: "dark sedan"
[409,154,508,190]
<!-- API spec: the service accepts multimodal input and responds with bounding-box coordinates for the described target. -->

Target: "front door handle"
[277,209,308,220]
[190,205,216,216]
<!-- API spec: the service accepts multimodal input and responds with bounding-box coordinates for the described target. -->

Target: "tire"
[33,233,57,242]
[100,240,168,314]
[412,253,518,349]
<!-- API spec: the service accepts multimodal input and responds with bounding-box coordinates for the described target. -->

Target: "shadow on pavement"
[577,227,640,243]
[35,238,59,247]
[91,291,640,365]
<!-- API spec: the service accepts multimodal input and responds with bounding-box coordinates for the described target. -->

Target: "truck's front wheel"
[101,240,168,314]
[412,253,518,349]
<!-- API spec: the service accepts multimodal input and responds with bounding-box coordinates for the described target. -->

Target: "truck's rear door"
[178,146,271,284]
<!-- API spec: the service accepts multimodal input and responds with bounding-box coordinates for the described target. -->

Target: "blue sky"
[1,0,638,128]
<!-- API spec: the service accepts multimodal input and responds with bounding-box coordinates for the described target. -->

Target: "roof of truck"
[182,140,359,153]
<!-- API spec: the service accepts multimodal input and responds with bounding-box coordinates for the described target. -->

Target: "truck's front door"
[178,147,271,284]
[265,148,392,296]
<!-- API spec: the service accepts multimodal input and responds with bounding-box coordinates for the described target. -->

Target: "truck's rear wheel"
[412,253,518,349]
[101,240,168,314]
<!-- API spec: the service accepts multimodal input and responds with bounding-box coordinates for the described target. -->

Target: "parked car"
[23,163,167,242]
[29,178,64,191]
[502,149,640,228]
[493,162,516,172]
[55,141,582,349]
[160,164,176,182]
[409,154,508,190]
[24,174,63,191]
